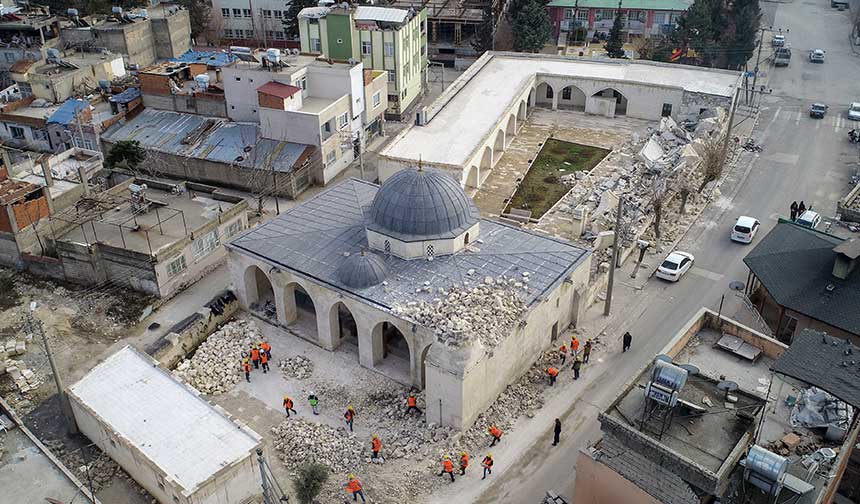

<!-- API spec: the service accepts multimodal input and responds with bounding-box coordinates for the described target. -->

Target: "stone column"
[316,302,337,351]
[552,91,559,110]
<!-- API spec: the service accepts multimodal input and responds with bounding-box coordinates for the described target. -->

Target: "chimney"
[832,239,860,280]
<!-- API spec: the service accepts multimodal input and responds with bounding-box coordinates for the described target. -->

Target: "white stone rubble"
[173,320,261,395]
[278,355,314,380]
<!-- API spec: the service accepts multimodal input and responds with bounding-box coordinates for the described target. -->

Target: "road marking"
[774,107,781,120]
[688,266,724,282]
[816,120,821,130]
[795,111,802,124]
[836,117,843,132]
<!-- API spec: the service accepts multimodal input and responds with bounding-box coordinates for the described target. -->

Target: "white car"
[809,49,826,63]
[731,216,761,243]
[848,102,860,121]
[796,210,821,229]
[656,251,695,282]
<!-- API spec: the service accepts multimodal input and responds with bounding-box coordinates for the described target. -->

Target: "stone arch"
[493,129,505,164]
[479,145,492,170]
[465,165,479,188]
[528,87,536,107]
[370,321,412,383]
[592,87,628,115]
[329,301,358,350]
[558,84,587,111]
[519,99,527,123]
[419,343,432,389]
[243,265,274,311]
[535,82,554,108]
[464,232,470,245]
[505,114,516,145]
[284,281,318,338]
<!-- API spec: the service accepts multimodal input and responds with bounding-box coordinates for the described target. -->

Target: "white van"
[796,210,821,229]
[731,216,760,243]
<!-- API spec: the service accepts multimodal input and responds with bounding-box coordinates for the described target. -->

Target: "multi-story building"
[547,0,690,40]
[208,0,292,48]
[298,5,427,119]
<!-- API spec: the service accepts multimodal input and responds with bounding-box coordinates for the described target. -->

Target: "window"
[223,220,243,239]
[244,29,254,38]
[166,255,187,277]
[192,229,220,260]
[361,40,372,56]
[545,86,553,99]
[274,31,285,40]
[273,10,283,17]
[426,244,435,258]
[388,72,395,83]
[33,129,47,141]
[266,30,276,39]
[242,8,251,17]
[232,8,241,17]
[337,112,348,129]
[384,42,394,56]
[562,87,571,100]
[299,76,307,90]
[310,37,321,52]
[661,103,672,117]
[10,125,24,139]
[464,232,470,245]
[388,94,398,103]
[383,240,391,254]
[564,8,573,18]
[372,91,381,108]
[221,7,230,16]
[576,9,588,21]
[326,149,336,164]
[262,9,272,17]
[653,12,668,24]
[224,28,234,38]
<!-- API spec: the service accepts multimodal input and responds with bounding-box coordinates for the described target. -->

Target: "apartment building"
[298,5,426,119]
[547,0,690,39]
[210,0,292,48]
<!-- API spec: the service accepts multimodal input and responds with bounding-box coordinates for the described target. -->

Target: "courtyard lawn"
[506,139,609,219]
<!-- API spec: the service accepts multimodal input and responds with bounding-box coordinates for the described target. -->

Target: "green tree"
[507,0,550,21]
[175,0,211,41]
[605,10,625,58]
[512,0,551,52]
[473,0,495,53]
[293,463,329,504]
[283,0,318,41]
[723,0,761,69]
[106,140,145,170]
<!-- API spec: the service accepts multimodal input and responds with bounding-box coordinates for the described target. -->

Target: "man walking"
[571,336,580,359]
[582,339,593,364]
[481,454,494,480]
[345,405,356,432]
[308,392,319,415]
[406,392,422,415]
[260,351,269,373]
[798,200,806,216]
[261,340,272,360]
[242,358,251,382]
[459,451,469,475]
[371,434,382,461]
[283,395,296,417]
[250,345,261,369]
[622,331,632,353]
[553,418,562,446]
[488,425,503,447]
[345,474,366,503]
[572,358,582,380]
[559,343,568,365]
[547,366,559,386]
[438,455,455,482]
[790,201,799,221]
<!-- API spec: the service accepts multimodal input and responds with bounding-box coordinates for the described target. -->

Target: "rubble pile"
[271,419,365,472]
[1,334,41,394]
[278,355,314,380]
[393,277,527,348]
[173,320,261,394]
[43,439,153,497]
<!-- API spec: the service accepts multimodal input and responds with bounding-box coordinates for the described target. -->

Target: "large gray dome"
[368,167,479,239]
[336,250,388,289]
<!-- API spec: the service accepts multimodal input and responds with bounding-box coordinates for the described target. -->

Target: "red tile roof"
[256,81,301,99]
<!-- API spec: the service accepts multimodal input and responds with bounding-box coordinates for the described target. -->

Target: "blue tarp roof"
[47,99,89,125]
[171,50,238,68]
[109,87,141,104]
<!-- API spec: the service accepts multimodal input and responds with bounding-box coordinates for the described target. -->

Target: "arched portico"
[558,84,587,111]
[283,282,318,338]
[493,129,505,164]
[505,115,516,144]
[518,100,527,126]
[243,265,274,310]
[465,165,479,188]
[369,321,412,384]
[536,82,554,108]
[329,301,358,352]
[592,88,628,115]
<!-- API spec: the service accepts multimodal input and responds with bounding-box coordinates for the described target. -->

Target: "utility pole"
[720,85,742,168]
[257,449,289,504]
[271,166,280,215]
[749,27,765,106]
[604,196,624,316]
[27,302,77,435]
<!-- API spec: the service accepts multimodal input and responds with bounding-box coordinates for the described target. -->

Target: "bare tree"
[676,173,695,214]
[650,177,669,252]
[697,135,725,193]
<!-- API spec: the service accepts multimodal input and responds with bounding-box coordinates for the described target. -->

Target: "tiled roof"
[257,81,301,99]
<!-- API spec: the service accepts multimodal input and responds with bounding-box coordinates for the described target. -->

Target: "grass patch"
[506,139,609,219]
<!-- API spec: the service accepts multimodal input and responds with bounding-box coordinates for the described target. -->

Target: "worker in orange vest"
[250,345,261,369]
[406,392,422,415]
[344,405,356,432]
[488,425,503,447]
[481,454,494,480]
[371,434,382,460]
[547,366,559,386]
[459,451,469,475]
[438,455,455,482]
[345,474,366,503]
[559,343,568,365]
[260,340,272,360]
[260,351,269,373]
[242,358,251,382]
[571,337,580,359]
[283,395,296,417]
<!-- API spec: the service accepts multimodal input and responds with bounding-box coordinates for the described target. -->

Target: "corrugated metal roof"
[46,98,89,125]
[354,6,409,23]
[171,50,238,68]
[108,87,140,104]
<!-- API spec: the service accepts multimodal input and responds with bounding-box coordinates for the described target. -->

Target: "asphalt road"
[443,1,860,502]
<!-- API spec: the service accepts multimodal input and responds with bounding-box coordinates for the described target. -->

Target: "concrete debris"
[43,439,153,499]
[173,320,261,395]
[278,355,314,380]
[392,278,527,348]
[271,419,365,473]
[2,338,27,358]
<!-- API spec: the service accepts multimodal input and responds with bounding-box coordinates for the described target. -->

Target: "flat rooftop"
[381,52,739,167]
[33,52,119,76]
[4,103,62,120]
[300,96,338,114]
[68,346,260,493]
[228,178,590,311]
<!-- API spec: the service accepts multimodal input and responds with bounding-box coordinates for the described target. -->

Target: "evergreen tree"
[176,0,211,40]
[724,0,761,68]
[106,140,145,170]
[605,9,626,58]
[512,0,551,52]
[507,0,550,21]
[473,0,495,53]
[283,0,318,41]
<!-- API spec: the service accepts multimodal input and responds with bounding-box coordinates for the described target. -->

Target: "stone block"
[594,231,615,251]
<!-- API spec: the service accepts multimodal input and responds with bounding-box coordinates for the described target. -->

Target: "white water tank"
[111,6,123,14]
[230,46,252,54]
[138,8,147,18]
[67,8,79,17]
[266,48,280,64]
[195,73,210,91]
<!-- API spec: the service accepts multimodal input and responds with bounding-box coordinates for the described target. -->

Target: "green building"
[298,5,427,119]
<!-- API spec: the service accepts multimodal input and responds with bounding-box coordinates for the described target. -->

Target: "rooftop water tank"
[650,359,688,392]
[745,445,788,495]
[138,8,147,18]
[111,6,123,14]
[66,8,79,17]
[229,46,252,54]
[195,73,210,91]
[46,48,60,59]
[266,48,280,64]
[98,79,110,90]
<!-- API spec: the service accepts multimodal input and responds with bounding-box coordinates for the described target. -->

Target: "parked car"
[731,216,761,243]
[809,49,826,63]
[796,210,822,229]
[774,46,792,66]
[810,103,828,118]
[772,34,786,47]
[831,0,849,8]
[848,102,860,121]
[656,251,695,282]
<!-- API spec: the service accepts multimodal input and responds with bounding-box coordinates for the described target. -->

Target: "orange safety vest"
[242,362,251,372]
[489,426,502,438]
[407,396,417,407]
[548,367,559,377]
[571,339,580,351]
[559,345,567,354]
[460,454,469,468]
[372,438,381,452]
[346,479,362,493]
[261,353,268,364]
[482,457,493,468]
[261,342,271,352]
[251,348,260,361]
[284,398,293,409]
[345,409,355,421]
[442,459,454,473]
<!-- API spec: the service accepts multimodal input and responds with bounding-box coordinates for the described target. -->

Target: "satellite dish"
[729,280,745,291]
[718,380,739,399]
[654,354,673,364]
[678,363,699,376]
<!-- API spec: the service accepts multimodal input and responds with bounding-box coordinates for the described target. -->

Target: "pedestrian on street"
[345,405,356,432]
[371,434,382,460]
[571,337,580,359]
[553,418,562,446]
[572,358,582,380]
[406,392,422,415]
[790,201,799,221]
[547,366,559,386]
[308,392,319,415]
[283,395,296,417]
[459,451,469,475]
[261,340,272,360]
[260,351,269,373]
[798,200,807,216]
[242,358,251,382]
[583,339,593,364]
[250,345,261,369]
[488,425,503,447]
[438,455,455,482]
[481,454,494,480]
[559,343,568,365]
[622,331,632,353]
[345,474,366,503]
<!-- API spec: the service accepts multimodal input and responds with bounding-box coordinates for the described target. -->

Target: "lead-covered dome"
[336,250,388,289]
[368,167,479,240]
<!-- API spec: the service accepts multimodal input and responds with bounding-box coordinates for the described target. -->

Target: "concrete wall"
[27,56,126,102]
[151,10,192,60]
[573,447,664,504]
[93,20,156,68]
[0,120,51,151]
[366,222,479,260]
[141,92,228,117]
[753,284,859,344]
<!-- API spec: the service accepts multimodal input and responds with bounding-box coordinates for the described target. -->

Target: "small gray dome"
[368,167,479,239]
[336,250,388,289]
